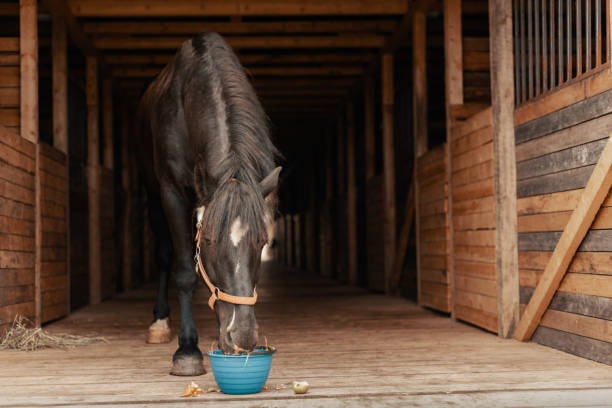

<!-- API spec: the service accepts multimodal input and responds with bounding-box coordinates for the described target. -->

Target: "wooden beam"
[20,0,38,144]
[120,100,132,292]
[364,75,376,181]
[443,0,463,319]
[489,0,519,338]
[382,53,396,295]
[107,52,376,67]
[84,20,398,35]
[412,8,427,302]
[94,35,386,50]
[52,16,68,154]
[113,66,363,78]
[346,101,358,285]
[69,0,408,17]
[102,78,113,169]
[87,57,102,306]
[514,135,612,341]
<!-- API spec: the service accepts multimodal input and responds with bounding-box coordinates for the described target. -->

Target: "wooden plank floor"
[1,262,611,407]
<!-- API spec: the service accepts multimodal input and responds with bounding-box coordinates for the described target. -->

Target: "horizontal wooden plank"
[520,269,612,299]
[520,286,612,320]
[533,326,612,365]
[451,126,492,156]
[454,245,495,263]
[0,66,18,87]
[419,240,446,256]
[454,260,496,280]
[517,138,607,181]
[421,281,449,298]
[0,234,34,252]
[0,268,34,287]
[41,274,68,292]
[463,50,489,71]
[0,88,18,107]
[455,275,496,297]
[420,269,449,284]
[70,0,409,16]
[0,250,34,268]
[0,216,34,237]
[420,255,446,270]
[41,261,67,278]
[518,229,612,252]
[0,108,19,127]
[519,251,612,275]
[452,160,493,188]
[452,195,494,215]
[515,88,612,144]
[453,211,494,231]
[518,189,612,215]
[454,304,498,333]
[452,178,494,202]
[0,301,34,326]
[518,206,612,233]
[454,230,495,247]
[515,113,612,163]
[540,309,612,343]
[420,213,447,231]
[419,199,446,217]
[451,107,492,141]
[0,196,34,221]
[517,165,594,198]
[452,142,493,173]
[419,292,451,313]
[454,290,497,316]
[420,227,447,243]
[0,285,34,307]
[0,125,34,158]
[0,38,18,52]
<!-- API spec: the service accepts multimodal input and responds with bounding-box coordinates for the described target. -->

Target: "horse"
[135,32,281,376]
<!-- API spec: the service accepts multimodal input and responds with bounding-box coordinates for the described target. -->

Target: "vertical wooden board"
[345,101,358,285]
[52,16,68,154]
[19,0,37,144]
[382,53,396,294]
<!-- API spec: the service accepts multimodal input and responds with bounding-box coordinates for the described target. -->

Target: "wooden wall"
[515,89,612,365]
[100,168,114,300]
[450,107,498,333]
[417,145,450,312]
[0,38,19,133]
[38,142,68,323]
[365,174,385,292]
[0,126,35,335]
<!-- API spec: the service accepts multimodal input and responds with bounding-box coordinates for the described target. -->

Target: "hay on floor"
[0,315,108,351]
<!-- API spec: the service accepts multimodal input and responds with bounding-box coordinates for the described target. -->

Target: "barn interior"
[1,0,612,404]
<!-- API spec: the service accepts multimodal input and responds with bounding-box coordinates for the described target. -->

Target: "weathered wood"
[86,57,101,306]
[514,135,612,341]
[102,79,113,169]
[519,250,612,275]
[96,35,387,50]
[517,164,594,198]
[515,88,612,144]
[52,16,68,154]
[345,101,357,286]
[19,0,37,144]
[519,229,612,252]
[69,0,409,16]
[532,326,612,365]
[520,286,612,320]
[382,53,395,294]
[516,138,607,181]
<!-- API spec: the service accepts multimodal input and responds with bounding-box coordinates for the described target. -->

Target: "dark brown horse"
[136,32,280,376]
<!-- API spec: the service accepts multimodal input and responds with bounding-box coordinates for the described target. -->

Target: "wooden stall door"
[450,107,498,333]
[0,37,19,134]
[417,144,450,312]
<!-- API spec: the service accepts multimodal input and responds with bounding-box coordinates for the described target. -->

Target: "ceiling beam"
[105,53,376,66]
[69,0,408,17]
[93,35,386,50]
[84,20,398,35]
[113,65,363,78]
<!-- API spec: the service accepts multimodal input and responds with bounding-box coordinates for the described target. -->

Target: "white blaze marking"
[196,206,205,223]
[226,310,236,332]
[230,217,249,247]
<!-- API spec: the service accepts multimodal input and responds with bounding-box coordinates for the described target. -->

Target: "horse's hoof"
[170,356,206,376]
[147,318,171,344]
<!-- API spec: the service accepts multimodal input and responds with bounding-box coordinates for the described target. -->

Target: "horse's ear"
[259,167,282,198]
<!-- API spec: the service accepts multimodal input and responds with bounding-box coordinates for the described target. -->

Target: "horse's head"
[197,167,280,354]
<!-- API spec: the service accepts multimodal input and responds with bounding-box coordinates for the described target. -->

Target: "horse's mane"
[193,32,279,244]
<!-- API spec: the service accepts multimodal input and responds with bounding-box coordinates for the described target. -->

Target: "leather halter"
[194,219,258,310]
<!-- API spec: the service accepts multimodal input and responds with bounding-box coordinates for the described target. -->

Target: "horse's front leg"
[160,184,205,376]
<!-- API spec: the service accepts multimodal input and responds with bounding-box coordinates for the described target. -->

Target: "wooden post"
[20,0,38,144]
[52,14,70,315]
[337,109,346,193]
[87,57,102,305]
[52,16,68,153]
[102,78,114,169]
[364,76,376,181]
[489,0,519,338]
[120,101,132,292]
[346,101,358,285]
[382,53,396,294]
[20,0,40,325]
[412,9,428,301]
[444,0,463,319]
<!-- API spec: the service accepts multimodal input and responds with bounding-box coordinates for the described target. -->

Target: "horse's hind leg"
[147,194,173,344]
[160,184,205,376]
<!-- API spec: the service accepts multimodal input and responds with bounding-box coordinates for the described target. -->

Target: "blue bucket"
[207,347,276,394]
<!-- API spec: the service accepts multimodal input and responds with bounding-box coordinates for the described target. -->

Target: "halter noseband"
[194,219,258,310]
